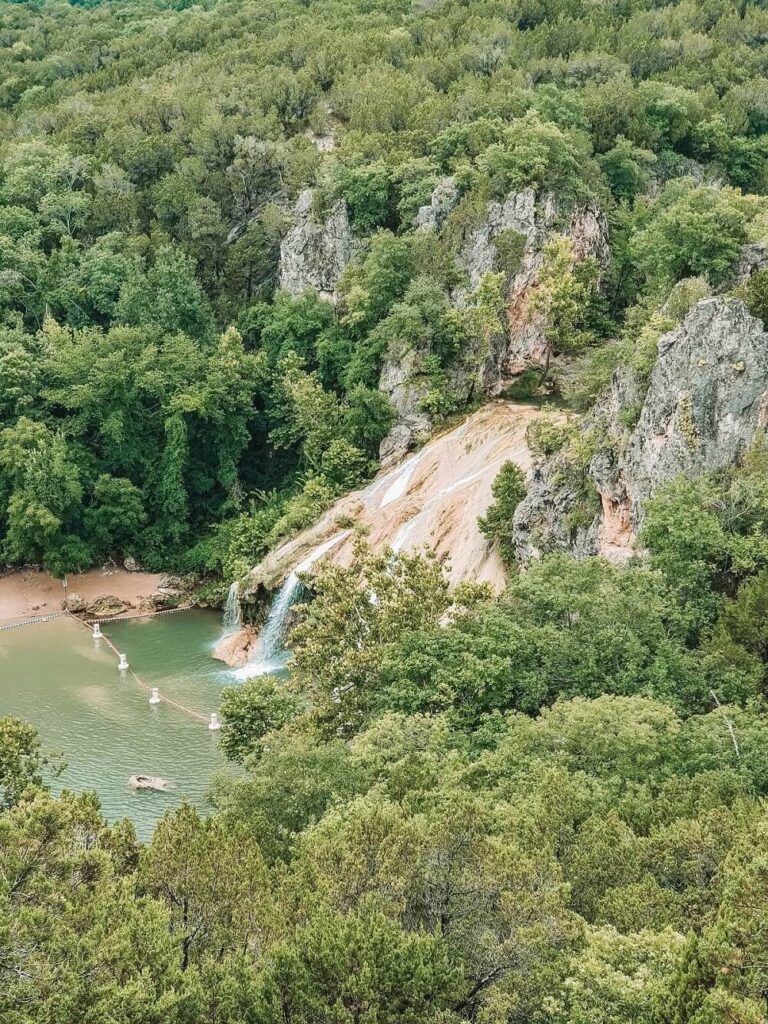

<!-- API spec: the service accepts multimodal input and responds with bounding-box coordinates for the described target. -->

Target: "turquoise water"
[1,611,235,839]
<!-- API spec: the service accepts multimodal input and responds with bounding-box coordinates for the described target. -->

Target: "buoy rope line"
[0,604,193,629]
[67,612,215,728]
[0,612,65,631]
[82,606,193,624]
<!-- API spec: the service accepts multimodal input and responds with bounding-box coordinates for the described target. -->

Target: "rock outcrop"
[736,242,768,284]
[279,190,356,301]
[449,187,609,389]
[378,183,609,464]
[378,349,433,467]
[413,178,459,232]
[513,297,768,562]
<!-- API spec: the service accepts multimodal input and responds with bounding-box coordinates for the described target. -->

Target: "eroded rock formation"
[378,184,609,463]
[247,401,549,597]
[513,297,768,562]
[279,190,357,300]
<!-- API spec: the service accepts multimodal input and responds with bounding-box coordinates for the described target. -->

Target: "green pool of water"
[1,610,233,839]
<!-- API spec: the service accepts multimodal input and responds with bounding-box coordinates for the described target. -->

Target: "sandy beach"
[0,567,166,624]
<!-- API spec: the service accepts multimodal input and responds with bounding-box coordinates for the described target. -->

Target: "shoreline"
[0,567,169,624]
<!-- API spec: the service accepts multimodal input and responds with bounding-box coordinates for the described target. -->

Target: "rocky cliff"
[377,184,609,464]
[279,189,357,300]
[513,297,768,562]
[277,182,609,466]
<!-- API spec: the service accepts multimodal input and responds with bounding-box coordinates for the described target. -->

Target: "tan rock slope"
[249,401,546,597]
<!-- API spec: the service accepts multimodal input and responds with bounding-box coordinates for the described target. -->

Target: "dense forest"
[2,0,768,1020]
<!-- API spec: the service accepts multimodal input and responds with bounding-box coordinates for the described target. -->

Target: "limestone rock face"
[378,184,609,464]
[513,297,768,562]
[279,190,356,301]
[414,178,458,232]
[457,188,542,290]
[378,349,433,468]
[491,200,609,388]
[736,242,768,284]
[621,298,768,515]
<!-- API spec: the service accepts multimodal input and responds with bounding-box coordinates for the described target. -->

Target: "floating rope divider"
[0,612,65,631]
[67,612,212,726]
[83,605,193,625]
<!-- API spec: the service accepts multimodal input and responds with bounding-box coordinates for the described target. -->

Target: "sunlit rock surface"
[248,402,554,596]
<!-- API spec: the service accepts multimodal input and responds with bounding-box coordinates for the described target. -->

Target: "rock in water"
[213,626,257,667]
[129,775,172,792]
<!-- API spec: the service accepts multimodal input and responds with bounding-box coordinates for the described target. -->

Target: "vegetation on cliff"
[3,0,768,1021]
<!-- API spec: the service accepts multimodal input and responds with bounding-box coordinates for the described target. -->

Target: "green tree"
[0,717,54,809]
[219,677,302,764]
[478,461,527,567]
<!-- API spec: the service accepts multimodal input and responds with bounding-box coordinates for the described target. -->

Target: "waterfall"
[232,529,351,679]
[258,571,302,661]
[222,581,243,633]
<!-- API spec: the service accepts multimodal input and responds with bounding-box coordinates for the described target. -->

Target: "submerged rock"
[129,775,173,792]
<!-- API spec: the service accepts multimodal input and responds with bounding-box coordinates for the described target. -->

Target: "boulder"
[86,595,130,617]
[213,626,257,668]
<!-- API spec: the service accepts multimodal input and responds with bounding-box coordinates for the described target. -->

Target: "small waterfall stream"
[222,581,243,633]
[233,529,351,680]
[257,572,302,661]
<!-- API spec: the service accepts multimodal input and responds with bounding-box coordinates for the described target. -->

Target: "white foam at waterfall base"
[232,530,350,681]
[221,581,242,633]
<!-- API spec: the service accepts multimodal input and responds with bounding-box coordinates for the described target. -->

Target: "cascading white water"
[222,581,243,633]
[232,529,351,680]
[257,571,302,661]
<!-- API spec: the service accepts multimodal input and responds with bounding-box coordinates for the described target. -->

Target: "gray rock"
[414,178,459,233]
[620,297,768,521]
[378,348,433,467]
[378,188,609,463]
[513,297,768,562]
[735,242,768,284]
[490,200,609,388]
[457,188,542,291]
[279,190,357,301]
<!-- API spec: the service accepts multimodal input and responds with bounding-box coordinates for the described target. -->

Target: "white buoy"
[149,687,161,705]
[92,623,102,639]
[118,653,128,671]
[208,712,221,731]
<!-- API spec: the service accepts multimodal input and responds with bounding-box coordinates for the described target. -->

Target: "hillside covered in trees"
[3,0,768,1021]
